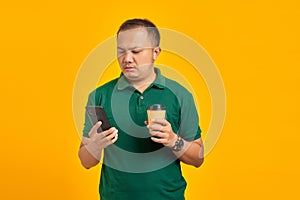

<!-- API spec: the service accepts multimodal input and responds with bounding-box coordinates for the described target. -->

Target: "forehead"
[117,28,153,49]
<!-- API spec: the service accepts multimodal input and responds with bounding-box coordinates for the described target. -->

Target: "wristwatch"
[172,134,184,151]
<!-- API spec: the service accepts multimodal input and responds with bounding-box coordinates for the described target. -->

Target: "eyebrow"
[117,46,143,50]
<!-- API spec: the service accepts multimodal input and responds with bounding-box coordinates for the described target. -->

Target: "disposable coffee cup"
[147,104,166,125]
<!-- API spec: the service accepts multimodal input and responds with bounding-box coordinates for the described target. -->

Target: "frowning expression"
[117,27,160,83]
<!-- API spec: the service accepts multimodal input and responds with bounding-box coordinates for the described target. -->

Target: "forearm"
[173,139,204,168]
[78,145,100,169]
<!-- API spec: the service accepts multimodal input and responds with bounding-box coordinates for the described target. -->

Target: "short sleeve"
[82,90,100,138]
[178,92,201,141]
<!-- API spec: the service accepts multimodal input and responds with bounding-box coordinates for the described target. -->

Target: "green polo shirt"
[83,68,201,200]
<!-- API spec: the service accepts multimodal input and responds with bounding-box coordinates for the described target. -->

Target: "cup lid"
[147,104,166,110]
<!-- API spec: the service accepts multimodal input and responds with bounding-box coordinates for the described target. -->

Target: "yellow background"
[1,0,299,199]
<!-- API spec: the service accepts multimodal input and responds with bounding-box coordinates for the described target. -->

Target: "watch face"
[177,138,184,151]
[173,136,184,151]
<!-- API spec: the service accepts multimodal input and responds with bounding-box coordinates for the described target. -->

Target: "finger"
[106,129,118,141]
[151,118,169,126]
[89,121,103,137]
[111,133,118,144]
[151,136,167,144]
[102,127,117,137]
[92,128,116,141]
[103,131,118,148]
[149,130,163,137]
[103,134,118,149]
[147,124,163,131]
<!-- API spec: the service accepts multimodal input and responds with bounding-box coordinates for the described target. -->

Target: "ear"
[153,47,161,61]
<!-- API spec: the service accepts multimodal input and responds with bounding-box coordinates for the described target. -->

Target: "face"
[117,27,160,83]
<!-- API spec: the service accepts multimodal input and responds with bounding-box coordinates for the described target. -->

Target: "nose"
[123,51,133,63]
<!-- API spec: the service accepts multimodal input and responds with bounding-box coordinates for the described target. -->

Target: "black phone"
[86,106,111,133]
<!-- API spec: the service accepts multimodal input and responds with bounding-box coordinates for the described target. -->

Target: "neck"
[132,70,156,93]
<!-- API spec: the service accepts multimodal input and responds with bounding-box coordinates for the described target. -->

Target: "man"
[78,18,204,200]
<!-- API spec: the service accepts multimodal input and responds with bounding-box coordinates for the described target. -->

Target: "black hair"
[117,18,160,46]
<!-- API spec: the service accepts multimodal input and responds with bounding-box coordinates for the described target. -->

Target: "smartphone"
[86,106,111,133]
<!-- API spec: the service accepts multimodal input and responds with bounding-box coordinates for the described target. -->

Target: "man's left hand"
[147,119,177,147]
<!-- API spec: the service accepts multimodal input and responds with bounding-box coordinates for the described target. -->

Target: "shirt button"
[140,96,144,100]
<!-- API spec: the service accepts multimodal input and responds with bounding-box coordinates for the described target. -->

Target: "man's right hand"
[83,121,118,161]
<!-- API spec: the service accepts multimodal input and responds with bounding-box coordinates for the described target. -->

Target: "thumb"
[89,121,102,137]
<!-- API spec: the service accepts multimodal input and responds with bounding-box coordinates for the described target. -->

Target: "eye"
[131,49,143,54]
[117,47,126,56]
[117,50,125,55]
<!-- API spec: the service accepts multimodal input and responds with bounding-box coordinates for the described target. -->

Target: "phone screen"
[86,106,111,133]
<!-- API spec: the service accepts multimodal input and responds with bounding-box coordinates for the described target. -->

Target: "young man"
[78,19,204,200]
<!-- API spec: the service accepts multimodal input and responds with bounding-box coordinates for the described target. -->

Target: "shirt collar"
[117,67,165,90]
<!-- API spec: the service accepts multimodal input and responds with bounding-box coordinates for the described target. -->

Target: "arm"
[78,143,100,169]
[172,137,204,167]
[148,119,204,168]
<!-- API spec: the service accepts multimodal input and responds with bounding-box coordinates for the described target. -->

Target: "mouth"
[123,66,135,71]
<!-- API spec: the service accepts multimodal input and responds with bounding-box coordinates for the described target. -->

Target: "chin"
[123,72,139,80]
